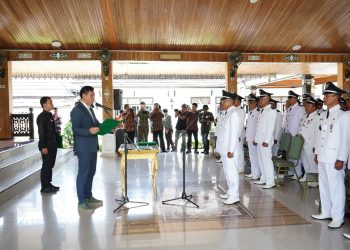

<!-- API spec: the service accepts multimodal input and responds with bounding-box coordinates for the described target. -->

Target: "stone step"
[0,149,42,192]
[0,148,73,206]
[0,145,40,172]
[0,141,38,168]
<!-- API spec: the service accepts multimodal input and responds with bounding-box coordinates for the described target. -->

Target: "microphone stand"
[162,110,202,208]
[101,107,113,119]
[113,133,149,212]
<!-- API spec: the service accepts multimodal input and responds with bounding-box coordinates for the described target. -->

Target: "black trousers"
[41,145,57,188]
[127,131,136,143]
[165,129,175,150]
[153,130,166,151]
[201,130,210,152]
[187,130,198,151]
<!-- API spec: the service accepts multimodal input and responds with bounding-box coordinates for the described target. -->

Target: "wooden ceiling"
[0,0,349,53]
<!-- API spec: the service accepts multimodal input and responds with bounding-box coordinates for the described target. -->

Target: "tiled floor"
[0,151,350,250]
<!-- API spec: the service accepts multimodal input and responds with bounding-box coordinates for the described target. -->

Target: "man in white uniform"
[312,82,349,229]
[270,99,282,156]
[215,90,241,205]
[285,90,305,179]
[316,98,325,115]
[233,94,246,174]
[343,93,350,239]
[302,93,312,108]
[281,100,290,132]
[298,96,319,186]
[285,90,305,136]
[245,94,261,180]
[253,89,277,189]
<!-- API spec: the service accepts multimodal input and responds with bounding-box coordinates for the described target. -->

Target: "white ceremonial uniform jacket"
[254,105,277,145]
[298,111,319,149]
[245,107,260,143]
[237,107,246,141]
[281,108,289,130]
[317,108,325,116]
[285,103,305,136]
[215,106,240,155]
[315,105,349,164]
[273,110,283,142]
[214,108,224,137]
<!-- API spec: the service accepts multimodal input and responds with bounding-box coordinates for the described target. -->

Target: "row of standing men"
[215,82,350,239]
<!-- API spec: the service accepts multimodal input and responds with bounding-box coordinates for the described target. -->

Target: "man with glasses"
[216,90,241,205]
[253,89,277,189]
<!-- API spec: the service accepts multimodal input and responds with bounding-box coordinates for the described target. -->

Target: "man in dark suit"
[37,96,59,193]
[71,86,102,212]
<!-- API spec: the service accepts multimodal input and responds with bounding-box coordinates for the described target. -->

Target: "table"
[118,147,159,194]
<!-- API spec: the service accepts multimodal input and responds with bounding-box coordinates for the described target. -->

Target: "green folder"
[97,119,122,136]
[138,141,157,146]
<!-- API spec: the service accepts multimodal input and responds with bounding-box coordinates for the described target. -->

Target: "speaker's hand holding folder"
[97,119,122,136]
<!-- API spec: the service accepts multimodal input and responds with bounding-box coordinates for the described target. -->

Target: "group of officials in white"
[215,82,350,239]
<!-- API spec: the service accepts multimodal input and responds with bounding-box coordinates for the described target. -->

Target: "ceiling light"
[292,44,301,51]
[250,0,258,3]
[51,40,61,48]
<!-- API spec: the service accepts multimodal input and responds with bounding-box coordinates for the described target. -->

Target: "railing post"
[29,108,34,139]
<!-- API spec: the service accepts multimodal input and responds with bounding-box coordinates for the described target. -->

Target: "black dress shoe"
[204,151,209,155]
[50,184,60,191]
[194,150,199,154]
[40,187,57,194]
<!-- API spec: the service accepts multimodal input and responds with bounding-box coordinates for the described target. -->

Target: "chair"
[274,134,304,186]
[272,132,292,164]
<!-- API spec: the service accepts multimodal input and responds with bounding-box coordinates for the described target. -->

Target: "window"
[190,97,210,105]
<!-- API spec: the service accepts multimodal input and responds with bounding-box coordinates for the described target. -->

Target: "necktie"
[261,109,264,113]
[306,114,309,118]
[326,110,329,119]
[250,111,252,115]
[289,107,292,112]
[90,107,97,125]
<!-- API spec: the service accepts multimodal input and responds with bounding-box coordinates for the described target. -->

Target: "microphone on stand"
[95,102,112,111]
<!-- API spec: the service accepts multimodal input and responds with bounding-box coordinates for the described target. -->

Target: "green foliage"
[62,121,74,148]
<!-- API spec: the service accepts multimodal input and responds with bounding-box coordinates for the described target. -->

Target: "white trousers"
[318,162,345,222]
[272,143,279,157]
[221,155,239,200]
[248,141,261,178]
[257,144,275,186]
[300,145,318,173]
[236,140,245,173]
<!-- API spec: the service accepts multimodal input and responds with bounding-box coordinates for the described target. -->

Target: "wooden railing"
[11,108,34,139]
